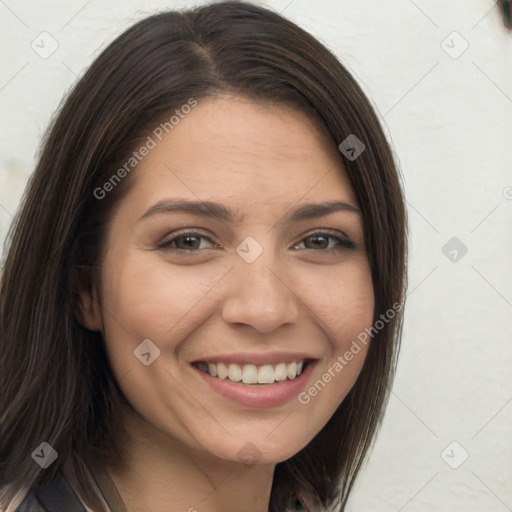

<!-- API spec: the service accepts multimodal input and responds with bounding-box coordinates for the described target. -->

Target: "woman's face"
[85,95,374,465]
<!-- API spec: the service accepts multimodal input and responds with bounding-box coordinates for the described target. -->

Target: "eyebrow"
[138,198,360,223]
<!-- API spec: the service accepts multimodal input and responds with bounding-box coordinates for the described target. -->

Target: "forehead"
[126,95,357,212]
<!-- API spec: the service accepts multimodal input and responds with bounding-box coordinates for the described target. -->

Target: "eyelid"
[296,227,351,241]
[164,227,213,238]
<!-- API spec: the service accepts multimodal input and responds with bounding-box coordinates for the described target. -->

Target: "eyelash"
[155,229,356,254]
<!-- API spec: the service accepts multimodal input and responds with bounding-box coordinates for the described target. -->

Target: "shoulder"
[12,472,86,512]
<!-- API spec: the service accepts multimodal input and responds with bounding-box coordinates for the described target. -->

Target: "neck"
[105,404,276,512]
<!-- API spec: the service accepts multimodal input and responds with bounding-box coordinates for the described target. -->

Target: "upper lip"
[192,352,319,366]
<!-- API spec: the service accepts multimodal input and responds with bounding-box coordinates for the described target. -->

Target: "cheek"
[102,254,225,344]
[294,259,374,423]
[97,255,226,410]
[336,267,375,345]
[297,257,374,339]
[97,256,226,435]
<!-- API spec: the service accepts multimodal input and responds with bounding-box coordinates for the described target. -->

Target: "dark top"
[14,463,127,512]
[15,472,86,512]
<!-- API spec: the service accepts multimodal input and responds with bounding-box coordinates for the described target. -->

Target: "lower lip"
[192,363,315,408]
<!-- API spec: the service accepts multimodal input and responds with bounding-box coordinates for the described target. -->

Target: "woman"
[0,2,407,511]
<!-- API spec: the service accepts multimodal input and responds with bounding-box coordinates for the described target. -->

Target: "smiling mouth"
[192,360,311,385]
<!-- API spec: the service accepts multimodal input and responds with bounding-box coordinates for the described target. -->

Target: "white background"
[1,1,511,510]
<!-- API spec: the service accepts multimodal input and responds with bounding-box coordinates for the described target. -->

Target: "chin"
[207,433,312,466]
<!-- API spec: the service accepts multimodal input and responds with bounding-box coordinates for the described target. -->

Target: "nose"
[221,253,300,334]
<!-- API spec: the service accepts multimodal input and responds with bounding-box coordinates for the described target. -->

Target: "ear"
[75,282,103,332]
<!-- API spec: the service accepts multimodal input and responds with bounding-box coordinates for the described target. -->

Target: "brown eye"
[156,231,220,252]
[292,231,356,251]
[173,235,204,250]
[303,235,330,250]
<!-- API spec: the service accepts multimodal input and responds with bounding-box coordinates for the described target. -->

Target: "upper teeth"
[198,361,304,384]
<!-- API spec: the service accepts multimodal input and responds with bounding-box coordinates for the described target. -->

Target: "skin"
[79,95,374,512]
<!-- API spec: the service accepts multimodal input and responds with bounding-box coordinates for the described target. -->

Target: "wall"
[0,1,510,510]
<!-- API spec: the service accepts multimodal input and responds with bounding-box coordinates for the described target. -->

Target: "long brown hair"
[0,2,407,511]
